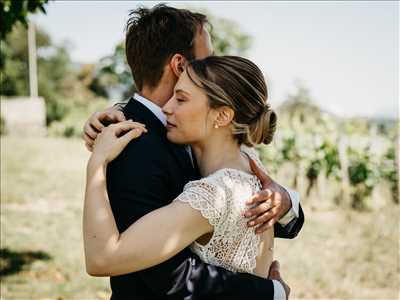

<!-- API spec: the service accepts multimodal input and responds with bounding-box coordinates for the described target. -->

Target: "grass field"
[1,136,399,299]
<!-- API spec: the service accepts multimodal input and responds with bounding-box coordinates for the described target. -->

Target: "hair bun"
[249,106,277,145]
[262,108,277,144]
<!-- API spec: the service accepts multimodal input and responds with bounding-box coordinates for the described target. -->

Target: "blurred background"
[0,1,398,299]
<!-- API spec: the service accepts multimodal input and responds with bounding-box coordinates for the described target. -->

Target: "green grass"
[1,136,399,299]
[1,137,109,300]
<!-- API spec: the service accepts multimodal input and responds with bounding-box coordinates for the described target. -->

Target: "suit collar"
[133,93,167,126]
[123,97,167,138]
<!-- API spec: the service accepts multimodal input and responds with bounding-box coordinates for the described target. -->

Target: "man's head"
[125,4,213,95]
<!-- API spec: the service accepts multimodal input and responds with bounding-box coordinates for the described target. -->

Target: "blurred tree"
[206,12,252,56]
[89,42,134,100]
[0,0,49,40]
[0,23,51,96]
[0,23,99,124]
[277,84,327,131]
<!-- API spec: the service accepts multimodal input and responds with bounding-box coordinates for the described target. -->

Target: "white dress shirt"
[131,93,297,300]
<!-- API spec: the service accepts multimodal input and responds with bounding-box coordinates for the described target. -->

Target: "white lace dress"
[174,146,274,277]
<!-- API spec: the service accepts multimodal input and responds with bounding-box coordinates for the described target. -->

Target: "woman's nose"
[162,97,174,115]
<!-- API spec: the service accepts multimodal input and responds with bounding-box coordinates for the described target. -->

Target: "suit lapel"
[191,147,201,180]
[168,143,197,180]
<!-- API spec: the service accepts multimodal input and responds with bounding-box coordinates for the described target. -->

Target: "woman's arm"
[83,155,213,277]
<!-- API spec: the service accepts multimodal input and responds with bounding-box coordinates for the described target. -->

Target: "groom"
[83,5,304,300]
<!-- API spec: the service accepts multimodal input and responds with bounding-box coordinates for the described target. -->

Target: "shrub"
[0,115,6,135]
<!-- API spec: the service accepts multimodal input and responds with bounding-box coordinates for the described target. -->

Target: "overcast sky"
[33,1,399,119]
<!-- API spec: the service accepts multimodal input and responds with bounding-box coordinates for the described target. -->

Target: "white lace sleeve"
[173,180,226,227]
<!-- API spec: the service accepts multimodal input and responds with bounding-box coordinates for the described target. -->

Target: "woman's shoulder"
[183,172,227,198]
[184,168,259,197]
[239,145,260,161]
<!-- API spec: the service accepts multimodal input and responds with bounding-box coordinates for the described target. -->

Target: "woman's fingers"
[118,127,146,148]
[114,120,147,136]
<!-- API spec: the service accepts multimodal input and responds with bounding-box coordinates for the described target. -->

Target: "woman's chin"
[166,131,186,144]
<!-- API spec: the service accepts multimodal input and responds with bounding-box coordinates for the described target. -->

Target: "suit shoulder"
[123,130,168,157]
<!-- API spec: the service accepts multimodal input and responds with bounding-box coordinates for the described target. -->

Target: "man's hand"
[243,159,292,234]
[268,261,290,300]
[82,106,126,151]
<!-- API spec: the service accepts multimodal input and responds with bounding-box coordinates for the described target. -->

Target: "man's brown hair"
[125,4,208,91]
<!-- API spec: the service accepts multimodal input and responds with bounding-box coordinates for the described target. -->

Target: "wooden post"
[28,21,38,97]
[396,130,400,203]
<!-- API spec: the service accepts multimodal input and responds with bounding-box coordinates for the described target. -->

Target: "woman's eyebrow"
[175,89,191,96]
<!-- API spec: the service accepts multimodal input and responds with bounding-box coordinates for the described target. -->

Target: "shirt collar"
[133,93,167,126]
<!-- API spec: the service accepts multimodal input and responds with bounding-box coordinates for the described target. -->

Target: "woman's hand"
[91,120,147,164]
[83,105,126,151]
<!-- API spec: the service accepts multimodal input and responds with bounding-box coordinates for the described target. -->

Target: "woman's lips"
[166,121,176,129]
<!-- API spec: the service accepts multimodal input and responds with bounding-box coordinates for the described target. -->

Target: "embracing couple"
[82,4,304,300]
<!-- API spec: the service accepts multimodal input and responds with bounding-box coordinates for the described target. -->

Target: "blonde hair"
[187,56,277,146]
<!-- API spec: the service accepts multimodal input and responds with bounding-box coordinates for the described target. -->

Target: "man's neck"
[140,83,173,108]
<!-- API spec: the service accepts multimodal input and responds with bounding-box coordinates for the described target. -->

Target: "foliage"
[258,84,398,209]
[0,0,49,39]
[381,146,399,203]
[48,98,108,138]
[347,147,380,209]
[88,42,134,100]
[0,23,105,126]
[206,14,252,56]
[0,115,6,135]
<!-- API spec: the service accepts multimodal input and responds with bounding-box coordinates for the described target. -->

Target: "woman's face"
[162,70,216,145]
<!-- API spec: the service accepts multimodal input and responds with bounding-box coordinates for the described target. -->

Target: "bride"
[84,55,281,281]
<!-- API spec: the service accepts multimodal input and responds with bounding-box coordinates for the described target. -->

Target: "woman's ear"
[169,54,186,78]
[215,106,234,127]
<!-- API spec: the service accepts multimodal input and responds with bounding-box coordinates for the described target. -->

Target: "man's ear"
[169,54,186,78]
[215,106,235,127]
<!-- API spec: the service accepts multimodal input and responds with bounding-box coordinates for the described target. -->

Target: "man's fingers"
[247,209,274,227]
[85,142,93,152]
[83,132,94,144]
[115,111,126,122]
[256,215,279,234]
[243,199,273,217]
[255,218,276,234]
[90,114,105,131]
[249,158,271,184]
[84,124,99,140]
[268,260,281,279]
[246,188,273,205]
[103,111,127,123]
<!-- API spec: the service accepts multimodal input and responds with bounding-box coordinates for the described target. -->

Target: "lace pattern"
[174,146,266,274]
